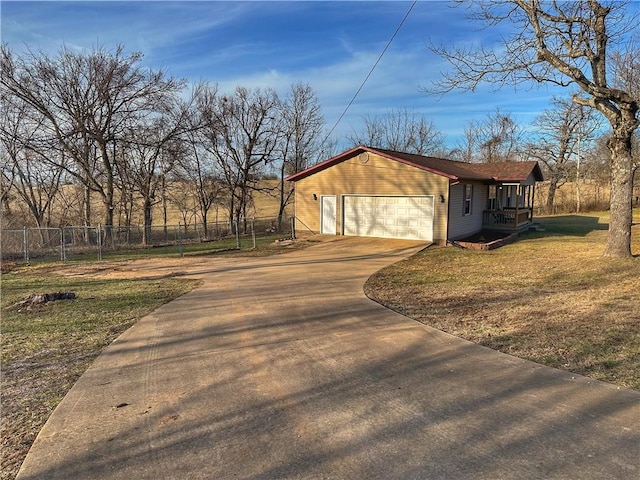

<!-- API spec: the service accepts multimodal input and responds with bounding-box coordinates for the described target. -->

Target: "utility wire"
[323,0,418,144]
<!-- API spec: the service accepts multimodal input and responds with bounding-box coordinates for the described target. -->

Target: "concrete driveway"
[17,237,639,480]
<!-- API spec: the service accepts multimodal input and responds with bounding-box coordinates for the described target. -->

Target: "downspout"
[292,184,297,237]
[445,180,456,245]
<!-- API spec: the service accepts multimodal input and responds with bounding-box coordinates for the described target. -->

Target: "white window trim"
[463,184,473,216]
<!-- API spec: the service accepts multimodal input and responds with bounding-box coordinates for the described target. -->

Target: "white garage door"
[343,195,434,241]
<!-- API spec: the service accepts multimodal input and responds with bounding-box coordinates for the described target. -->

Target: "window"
[463,184,473,216]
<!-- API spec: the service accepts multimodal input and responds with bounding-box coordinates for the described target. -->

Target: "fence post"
[251,218,256,249]
[97,224,103,261]
[235,220,240,249]
[290,217,296,239]
[23,226,29,264]
[60,227,66,262]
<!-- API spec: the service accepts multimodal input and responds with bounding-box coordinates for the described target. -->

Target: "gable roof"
[286,145,544,183]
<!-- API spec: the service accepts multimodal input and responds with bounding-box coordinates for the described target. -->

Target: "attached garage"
[287,146,543,245]
[343,195,434,241]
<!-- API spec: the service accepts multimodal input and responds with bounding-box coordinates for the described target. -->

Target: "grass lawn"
[365,210,640,390]
[0,272,202,480]
[0,236,309,480]
[1,215,638,478]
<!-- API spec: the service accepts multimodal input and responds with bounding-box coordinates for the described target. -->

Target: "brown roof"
[286,146,543,183]
[461,161,544,182]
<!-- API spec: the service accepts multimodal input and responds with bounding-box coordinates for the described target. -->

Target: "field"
[1,179,288,230]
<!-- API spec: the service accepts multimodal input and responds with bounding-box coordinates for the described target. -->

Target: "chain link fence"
[1,216,293,265]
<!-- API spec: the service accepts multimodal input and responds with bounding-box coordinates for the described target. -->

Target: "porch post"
[515,185,520,228]
[531,184,535,221]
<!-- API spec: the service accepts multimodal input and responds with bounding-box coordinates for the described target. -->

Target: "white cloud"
[1,1,572,150]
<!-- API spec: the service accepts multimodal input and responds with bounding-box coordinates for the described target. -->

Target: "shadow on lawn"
[534,214,608,237]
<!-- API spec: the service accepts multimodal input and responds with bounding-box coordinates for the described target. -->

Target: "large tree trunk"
[604,130,634,258]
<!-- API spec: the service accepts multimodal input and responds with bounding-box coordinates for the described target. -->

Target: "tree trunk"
[200,198,209,240]
[604,131,634,258]
[142,197,153,246]
[100,144,115,246]
[104,198,114,247]
[2,194,12,217]
[83,184,91,243]
[162,176,168,238]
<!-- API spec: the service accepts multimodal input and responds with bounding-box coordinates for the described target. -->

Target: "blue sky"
[1,1,627,150]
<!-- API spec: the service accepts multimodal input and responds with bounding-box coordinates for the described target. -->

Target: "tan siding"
[447,182,486,240]
[292,153,450,243]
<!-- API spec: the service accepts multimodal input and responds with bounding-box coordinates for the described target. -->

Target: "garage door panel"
[343,195,433,241]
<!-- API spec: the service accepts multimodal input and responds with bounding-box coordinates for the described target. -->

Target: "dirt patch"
[25,257,209,281]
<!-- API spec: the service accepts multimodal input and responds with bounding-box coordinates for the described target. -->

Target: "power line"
[324,0,418,143]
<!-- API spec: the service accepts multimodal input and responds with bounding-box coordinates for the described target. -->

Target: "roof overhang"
[286,146,545,184]
[286,145,460,182]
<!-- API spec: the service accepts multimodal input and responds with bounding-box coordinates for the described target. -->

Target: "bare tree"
[611,43,640,104]
[453,108,523,163]
[528,97,600,212]
[176,140,227,238]
[175,83,228,239]
[10,150,65,231]
[276,83,325,229]
[165,178,198,233]
[0,147,15,223]
[478,109,523,163]
[0,44,184,243]
[348,108,446,156]
[430,1,639,257]
[201,86,281,230]
[0,94,65,230]
[0,96,19,224]
[118,93,193,244]
[610,44,640,195]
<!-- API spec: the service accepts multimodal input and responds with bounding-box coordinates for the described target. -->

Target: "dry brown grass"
[0,238,313,480]
[0,273,202,480]
[365,211,640,390]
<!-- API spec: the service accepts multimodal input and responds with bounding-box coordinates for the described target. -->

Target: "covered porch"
[482,183,535,232]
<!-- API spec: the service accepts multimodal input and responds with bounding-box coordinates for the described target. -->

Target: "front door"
[320,195,337,235]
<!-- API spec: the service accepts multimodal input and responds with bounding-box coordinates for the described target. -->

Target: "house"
[286,146,544,244]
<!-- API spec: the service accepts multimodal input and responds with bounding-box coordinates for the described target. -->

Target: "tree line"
[1,44,632,239]
[1,45,328,244]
